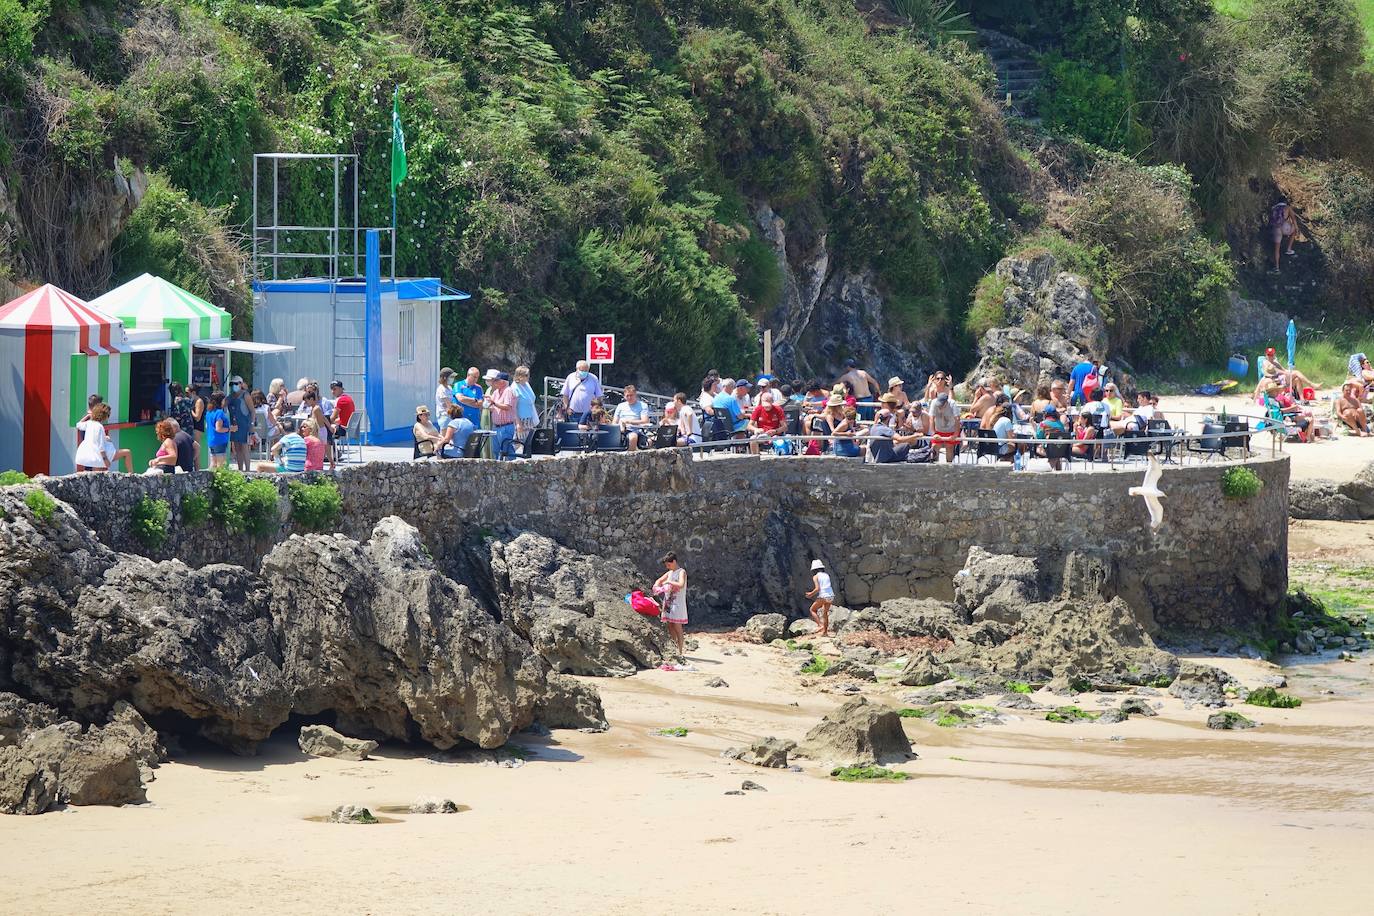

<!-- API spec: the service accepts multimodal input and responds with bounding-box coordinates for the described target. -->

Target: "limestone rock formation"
[743,613,787,644]
[1289,479,1359,521]
[0,494,603,755]
[1223,293,1289,353]
[841,598,968,639]
[895,650,948,687]
[535,673,609,732]
[795,697,914,767]
[966,252,1108,391]
[722,737,797,769]
[299,725,379,761]
[1168,662,1231,708]
[483,531,669,676]
[0,694,160,814]
[954,547,1047,625]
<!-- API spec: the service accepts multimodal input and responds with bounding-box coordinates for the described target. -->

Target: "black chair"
[412,434,423,460]
[1223,419,1252,457]
[708,412,732,443]
[525,426,557,456]
[555,421,586,451]
[1187,421,1227,461]
[1120,430,1150,460]
[959,419,981,463]
[594,424,625,451]
[1044,430,1071,469]
[974,428,1002,463]
[462,429,494,459]
[652,424,677,449]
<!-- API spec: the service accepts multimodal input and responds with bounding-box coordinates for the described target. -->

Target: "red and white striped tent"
[0,284,128,476]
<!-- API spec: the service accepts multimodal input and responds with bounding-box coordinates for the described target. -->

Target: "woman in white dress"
[74,402,132,473]
[654,552,688,658]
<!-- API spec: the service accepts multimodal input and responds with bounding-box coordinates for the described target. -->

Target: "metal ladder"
[330,282,368,422]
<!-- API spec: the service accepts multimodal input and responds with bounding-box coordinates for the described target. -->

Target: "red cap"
[1266,347,1276,357]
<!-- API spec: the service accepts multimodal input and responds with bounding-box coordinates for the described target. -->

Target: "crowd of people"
[71,376,359,476]
[67,341,1374,476]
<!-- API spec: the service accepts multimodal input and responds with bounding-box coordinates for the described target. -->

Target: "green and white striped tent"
[89,274,230,383]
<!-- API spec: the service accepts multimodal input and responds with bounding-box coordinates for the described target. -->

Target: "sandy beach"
[6,623,1372,914]
[1158,391,1368,481]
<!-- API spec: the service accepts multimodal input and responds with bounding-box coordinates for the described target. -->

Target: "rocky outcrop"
[895,650,948,687]
[1289,479,1359,521]
[954,547,1047,625]
[840,598,968,640]
[0,694,159,814]
[744,614,787,643]
[535,673,609,732]
[753,201,932,387]
[967,252,1108,391]
[722,737,797,769]
[482,532,669,676]
[0,490,602,756]
[795,697,914,767]
[299,725,378,761]
[1168,662,1231,708]
[1224,293,1289,353]
[1289,462,1374,521]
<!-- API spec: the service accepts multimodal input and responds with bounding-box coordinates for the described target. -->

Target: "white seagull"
[1128,455,1166,530]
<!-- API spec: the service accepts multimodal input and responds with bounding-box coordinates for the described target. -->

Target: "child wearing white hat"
[804,559,834,637]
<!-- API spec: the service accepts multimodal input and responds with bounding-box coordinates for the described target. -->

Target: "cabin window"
[398,304,415,365]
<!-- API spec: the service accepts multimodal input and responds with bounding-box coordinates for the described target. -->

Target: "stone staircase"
[980,29,1042,122]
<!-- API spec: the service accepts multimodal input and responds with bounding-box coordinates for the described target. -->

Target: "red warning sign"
[586,333,615,364]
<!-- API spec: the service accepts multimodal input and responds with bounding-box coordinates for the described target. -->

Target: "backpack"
[1270,203,1287,228]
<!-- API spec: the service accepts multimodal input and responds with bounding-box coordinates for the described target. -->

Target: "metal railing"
[539,375,677,423]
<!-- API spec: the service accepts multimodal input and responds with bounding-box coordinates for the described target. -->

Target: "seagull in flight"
[1128,455,1166,529]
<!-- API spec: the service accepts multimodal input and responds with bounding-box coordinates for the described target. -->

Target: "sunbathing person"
[1336,382,1370,436]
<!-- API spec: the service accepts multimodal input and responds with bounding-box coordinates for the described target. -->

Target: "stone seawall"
[41,453,1290,636]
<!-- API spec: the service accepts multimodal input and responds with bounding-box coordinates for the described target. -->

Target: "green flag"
[390,86,407,193]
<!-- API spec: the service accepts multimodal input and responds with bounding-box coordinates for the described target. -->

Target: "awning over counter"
[196,339,296,355]
[123,328,182,353]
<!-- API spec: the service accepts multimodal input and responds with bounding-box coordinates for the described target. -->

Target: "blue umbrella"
[1286,319,1297,369]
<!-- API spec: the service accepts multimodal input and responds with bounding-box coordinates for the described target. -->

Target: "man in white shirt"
[613,384,653,451]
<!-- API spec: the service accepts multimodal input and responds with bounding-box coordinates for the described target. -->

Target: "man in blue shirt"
[455,366,484,427]
[562,359,603,425]
[711,380,744,438]
[1069,360,1094,406]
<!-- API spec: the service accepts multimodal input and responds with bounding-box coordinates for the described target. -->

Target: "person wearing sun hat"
[804,559,835,637]
[887,376,909,408]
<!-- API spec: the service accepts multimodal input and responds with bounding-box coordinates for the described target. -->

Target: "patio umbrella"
[1286,319,1297,369]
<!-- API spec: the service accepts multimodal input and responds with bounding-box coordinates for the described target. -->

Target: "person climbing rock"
[1270,200,1299,272]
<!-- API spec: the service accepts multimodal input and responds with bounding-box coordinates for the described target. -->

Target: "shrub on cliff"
[1221,466,1263,500]
[288,478,342,532]
[130,496,170,550]
[208,467,279,537]
[24,488,55,523]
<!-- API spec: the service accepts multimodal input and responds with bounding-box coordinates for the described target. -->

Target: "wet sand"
[4,632,1372,915]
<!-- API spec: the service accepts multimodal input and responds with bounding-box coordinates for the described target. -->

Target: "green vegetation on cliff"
[2,0,1371,382]
[0,0,1029,384]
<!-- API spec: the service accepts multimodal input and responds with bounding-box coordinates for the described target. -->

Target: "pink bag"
[629,590,661,617]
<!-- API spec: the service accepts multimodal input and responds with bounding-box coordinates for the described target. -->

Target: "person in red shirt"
[329,380,357,464]
[748,391,787,455]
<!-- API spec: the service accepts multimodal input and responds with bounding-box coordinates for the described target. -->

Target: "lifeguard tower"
[249,153,469,443]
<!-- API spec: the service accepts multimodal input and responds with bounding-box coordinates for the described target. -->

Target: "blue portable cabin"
[251,229,469,444]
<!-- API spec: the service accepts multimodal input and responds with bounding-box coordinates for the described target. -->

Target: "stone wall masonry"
[38,452,1290,636]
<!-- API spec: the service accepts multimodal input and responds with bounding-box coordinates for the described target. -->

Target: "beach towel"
[1349,353,1367,380]
[627,590,661,617]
